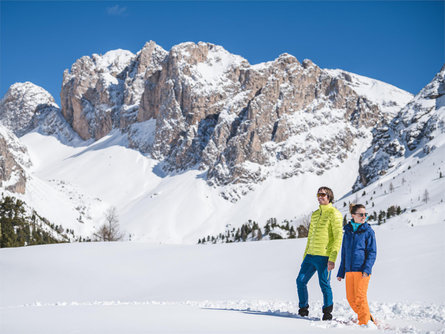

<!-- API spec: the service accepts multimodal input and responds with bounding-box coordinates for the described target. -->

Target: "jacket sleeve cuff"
[328,252,338,263]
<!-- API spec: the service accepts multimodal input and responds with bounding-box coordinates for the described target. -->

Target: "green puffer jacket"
[303,203,343,262]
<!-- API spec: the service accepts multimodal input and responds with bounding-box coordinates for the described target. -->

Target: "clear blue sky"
[1,1,444,105]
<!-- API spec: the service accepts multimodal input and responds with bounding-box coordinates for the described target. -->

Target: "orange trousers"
[345,272,371,325]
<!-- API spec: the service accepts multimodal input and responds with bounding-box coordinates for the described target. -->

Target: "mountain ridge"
[0,40,442,243]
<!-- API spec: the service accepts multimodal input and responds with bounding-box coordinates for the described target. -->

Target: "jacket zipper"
[351,230,356,270]
[350,224,364,271]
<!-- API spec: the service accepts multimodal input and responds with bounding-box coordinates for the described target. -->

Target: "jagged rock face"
[60,41,168,140]
[353,65,445,191]
[0,126,31,194]
[0,82,79,145]
[58,40,413,201]
[204,58,380,190]
[137,42,251,166]
[0,82,58,137]
[132,43,406,200]
[0,80,81,197]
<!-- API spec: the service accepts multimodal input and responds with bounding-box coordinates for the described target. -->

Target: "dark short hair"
[318,186,334,203]
[349,203,366,214]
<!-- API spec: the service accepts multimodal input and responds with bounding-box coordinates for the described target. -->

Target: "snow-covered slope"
[16,108,445,246]
[18,129,370,243]
[325,69,413,117]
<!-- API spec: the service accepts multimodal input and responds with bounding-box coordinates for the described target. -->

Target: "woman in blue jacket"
[337,203,377,326]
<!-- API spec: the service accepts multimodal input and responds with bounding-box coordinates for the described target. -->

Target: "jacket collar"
[344,221,369,233]
[319,203,333,212]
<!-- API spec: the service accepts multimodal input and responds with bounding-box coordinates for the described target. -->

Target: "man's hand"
[362,272,369,277]
[327,261,335,271]
[337,277,342,281]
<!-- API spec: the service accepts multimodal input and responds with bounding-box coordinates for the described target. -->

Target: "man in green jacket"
[296,186,343,320]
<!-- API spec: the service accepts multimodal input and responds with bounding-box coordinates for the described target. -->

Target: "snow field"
[1,221,444,333]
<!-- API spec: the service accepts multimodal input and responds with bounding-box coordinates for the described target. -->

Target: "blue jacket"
[337,221,377,278]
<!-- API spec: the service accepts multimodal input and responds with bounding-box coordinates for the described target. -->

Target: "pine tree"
[235,229,240,241]
[264,223,270,235]
[387,206,396,218]
[241,226,247,241]
[257,228,263,240]
[1,196,61,248]
[289,226,296,239]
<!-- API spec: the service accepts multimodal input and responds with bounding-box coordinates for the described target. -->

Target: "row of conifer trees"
[0,195,69,248]
[198,217,310,245]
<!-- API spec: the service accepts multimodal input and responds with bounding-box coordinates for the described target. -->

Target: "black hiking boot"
[322,305,333,321]
[298,306,309,317]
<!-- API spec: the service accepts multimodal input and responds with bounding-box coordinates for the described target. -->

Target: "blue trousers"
[296,254,333,308]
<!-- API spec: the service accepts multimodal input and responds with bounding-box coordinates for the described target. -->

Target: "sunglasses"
[354,213,368,217]
[317,193,328,198]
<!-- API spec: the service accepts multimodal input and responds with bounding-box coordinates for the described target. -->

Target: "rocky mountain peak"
[56,40,415,200]
[0,82,58,137]
[60,43,168,140]
[353,65,445,191]
[91,49,135,75]
[417,65,445,101]
[136,41,167,76]
[1,40,416,201]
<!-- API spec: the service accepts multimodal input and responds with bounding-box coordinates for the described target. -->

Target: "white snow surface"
[193,44,245,86]
[1,217,444,333]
